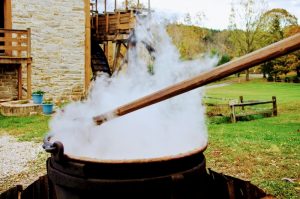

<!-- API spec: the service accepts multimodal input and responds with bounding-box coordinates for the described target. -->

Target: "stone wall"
[0,65,18,100]
[11,0,86,102]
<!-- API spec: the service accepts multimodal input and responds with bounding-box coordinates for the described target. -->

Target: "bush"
[267,76,274,82]
[292,76,300,83]
[284,77,290,83]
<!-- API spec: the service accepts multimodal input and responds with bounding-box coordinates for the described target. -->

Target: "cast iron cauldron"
[43,137,268,199]
[44,136,210,199]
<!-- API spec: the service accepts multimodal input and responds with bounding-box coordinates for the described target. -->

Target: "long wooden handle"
[93,33,300,125]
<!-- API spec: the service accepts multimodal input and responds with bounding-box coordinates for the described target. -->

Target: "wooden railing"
[91,10,136,41]
[229,96,277,123]
[0,28,31,58]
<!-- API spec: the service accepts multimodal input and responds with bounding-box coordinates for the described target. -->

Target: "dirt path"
[0,135,47,193]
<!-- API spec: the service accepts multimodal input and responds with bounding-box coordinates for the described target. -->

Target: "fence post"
[239,96,244,110]
[272,96,277,116]
[230,104,236,123]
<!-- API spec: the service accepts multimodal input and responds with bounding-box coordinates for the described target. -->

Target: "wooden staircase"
[91,40,111,79]
[89,0,151,76]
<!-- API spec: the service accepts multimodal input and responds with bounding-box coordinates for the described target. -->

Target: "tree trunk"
[297,66,300,77]
[245,69,250,81]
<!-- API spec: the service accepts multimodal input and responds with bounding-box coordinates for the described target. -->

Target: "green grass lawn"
[204,78,300,198]
[0,115,50,142]
[0,78,299,198]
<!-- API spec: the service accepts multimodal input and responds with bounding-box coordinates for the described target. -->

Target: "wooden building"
[0,0,149,102]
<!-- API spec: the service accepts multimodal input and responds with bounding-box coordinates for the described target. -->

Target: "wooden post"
[84,0,91,93]
[96,12,99,34]
[112,42,121,73]
[230,105,236,123]
[17,64,22,100]
[137,0,140,9]
[95,0,98,12]
[104,0,107,14]
[27,63,32,99]
[4,0,12,56]
[125,0,128,10]
[117,11,120,32]
[105,14,109,33]
[114,0,117,11]
[272,96,277,116]
[27,28,31,58]
[239,96,244,110]
[4,0,12,29]
[104,42,109,61]
[27,28,32,99]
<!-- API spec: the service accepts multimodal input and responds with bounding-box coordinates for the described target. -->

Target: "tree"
[228,0,268,81]
[259,9,298,79]
[260,8,297,43]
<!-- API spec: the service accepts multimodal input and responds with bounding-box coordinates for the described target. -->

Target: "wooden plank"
[105,14,109,32]
[0,46,28,51]
[0,29,27,33]
[17,33,21,57]
[112,42,121,73]
[0,57,31,64]
[235,110,272,117]
[0,37,28,42]
[27,28,31,57]
[93,33,300,125]
[230,100,273,107]
[117,23,132,30]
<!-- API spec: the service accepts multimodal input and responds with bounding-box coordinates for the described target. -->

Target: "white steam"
[48,14,218,160]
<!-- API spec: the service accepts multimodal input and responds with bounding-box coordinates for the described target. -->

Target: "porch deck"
[0,28,32,100]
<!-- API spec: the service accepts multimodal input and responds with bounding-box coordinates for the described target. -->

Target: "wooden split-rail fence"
[229,96,277,123]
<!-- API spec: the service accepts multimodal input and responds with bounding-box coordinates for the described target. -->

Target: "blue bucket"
[42,104,53,115]
[32,94,43,104]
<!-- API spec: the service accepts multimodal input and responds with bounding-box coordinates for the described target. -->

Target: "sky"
[146,0,300,30]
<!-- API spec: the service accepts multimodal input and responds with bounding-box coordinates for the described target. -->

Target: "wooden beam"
[0,46,28,51]
[4,0,12,29]
[0,37,28,42]
[104,42,109,59]
[27,28,31,57]
[112,42,121,73]
[4,0,12,56]
[93,33,300,125]
[0,57,31,64]
[84,0,91,93]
